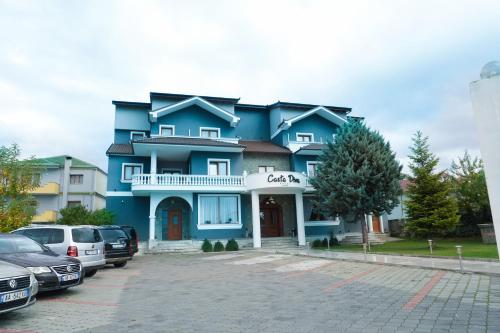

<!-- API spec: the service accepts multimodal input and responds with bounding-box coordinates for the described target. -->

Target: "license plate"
[60,273,80,282]
[0,289,29,303]
[112,244,125,249]
[85,249,98,255]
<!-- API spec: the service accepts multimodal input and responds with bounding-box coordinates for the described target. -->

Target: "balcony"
[32,210,58,223]
[132,174,246,194]
[29,182,60,195]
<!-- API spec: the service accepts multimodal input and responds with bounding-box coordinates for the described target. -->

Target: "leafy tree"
[0,144,42,232]
[450,151,492,235]
[404,132,459,237]
[87,209,115,226]
[58,205,114,226]
[310,120,402,244]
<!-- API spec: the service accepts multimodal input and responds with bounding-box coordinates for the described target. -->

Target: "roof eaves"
[112,100,151,108]
[149,92,240,104]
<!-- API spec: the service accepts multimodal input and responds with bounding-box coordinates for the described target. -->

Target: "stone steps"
[340,233,389,245]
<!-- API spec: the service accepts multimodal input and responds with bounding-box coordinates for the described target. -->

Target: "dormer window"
[159,125,175,137]
[130,131,146,141]
[296,133,314,142]
[200,127,220,139]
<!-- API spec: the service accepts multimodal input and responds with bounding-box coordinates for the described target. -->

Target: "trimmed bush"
[214,241,225,252]
[312,239,322,248]
[225,239,239,251]
[201,239,213,252]
[329,234,339,247]
[322,238,329,247]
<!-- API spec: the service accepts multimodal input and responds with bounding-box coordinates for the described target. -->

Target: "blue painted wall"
[107,156,151,192]
[114,129,150,144]
[286,114,339,144]
[234,109,270,140]
[290,155,318,174]
[107,196,150,240]
[189,152,243,175]
[151,105,236,138]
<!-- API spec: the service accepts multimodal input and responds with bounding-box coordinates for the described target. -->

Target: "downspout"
[61,156,72,208]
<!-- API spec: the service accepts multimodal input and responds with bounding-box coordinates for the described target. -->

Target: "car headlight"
[29,272,37,283]
[26,266,51,274]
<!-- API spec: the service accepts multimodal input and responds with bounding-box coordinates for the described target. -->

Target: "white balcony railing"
[132,174,246,187]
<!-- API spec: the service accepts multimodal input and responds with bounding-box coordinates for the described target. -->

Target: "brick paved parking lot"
[1,252,500,333]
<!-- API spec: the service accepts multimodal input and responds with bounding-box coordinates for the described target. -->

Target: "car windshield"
[72,228,103,243]
[99,229,128,243]
[0,236,45,254]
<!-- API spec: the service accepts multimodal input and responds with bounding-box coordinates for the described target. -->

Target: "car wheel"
[114,261,127,268]
[85,269,98,278]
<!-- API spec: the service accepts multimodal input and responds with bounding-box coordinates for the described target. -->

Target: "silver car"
[0,261,38,314]
[13,225,105,277]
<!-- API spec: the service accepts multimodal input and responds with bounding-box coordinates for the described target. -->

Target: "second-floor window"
[70,174,83,185]
[307,162,318,177]
[208,160,229,176]
[296,133,314,142]
[122,163,143,182]
[200,127,220,138]
[159,125,175,136]
[258,166,275,173]
[130,131,146,141]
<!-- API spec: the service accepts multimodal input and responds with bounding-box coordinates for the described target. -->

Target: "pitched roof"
[240,140,291,154]
[106,144,134,155]
[33,155,98,168]
[298,143,327,151]
[150,92,240,104]
[133,136,245,148]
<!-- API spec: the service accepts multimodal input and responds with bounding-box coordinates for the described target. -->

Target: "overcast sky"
[1,0,499,172]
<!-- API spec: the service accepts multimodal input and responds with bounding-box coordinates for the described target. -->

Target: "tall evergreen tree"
[404,132,459,237]
[310,120,402,244]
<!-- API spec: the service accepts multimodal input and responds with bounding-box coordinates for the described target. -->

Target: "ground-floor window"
[199,195,240,225]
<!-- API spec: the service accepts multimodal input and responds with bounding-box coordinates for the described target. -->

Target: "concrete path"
[260,248,500,276]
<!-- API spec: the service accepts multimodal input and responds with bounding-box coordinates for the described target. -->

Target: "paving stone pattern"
[0,252,499,333]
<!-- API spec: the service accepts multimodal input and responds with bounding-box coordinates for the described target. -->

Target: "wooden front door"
[260,204,283,238]
[167,209,182,240]
[372,215,381,233]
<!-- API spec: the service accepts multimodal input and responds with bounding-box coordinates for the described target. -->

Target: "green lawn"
[327,238,498,259]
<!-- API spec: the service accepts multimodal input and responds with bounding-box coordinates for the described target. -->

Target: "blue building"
[106,92,380,249]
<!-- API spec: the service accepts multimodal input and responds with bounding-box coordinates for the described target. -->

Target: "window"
[130,131,146,141]
[32,173,41,184]
[208,159,229,176]
[159,125,175,136]
[199,195,240,225]
[161,168,182,175]
[258,166,275,173]
[307,162,318,177]
[18,228,65,244]
[296,133,314,142]
[70,174,83,184]
[200,127,220,138]
[67,201,81,207]
[121,163,144,182]
[71,228,103,243]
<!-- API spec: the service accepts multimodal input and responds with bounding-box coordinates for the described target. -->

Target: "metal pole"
[428,239,433,255]
[363,243,367,261]
[456,245,464,273]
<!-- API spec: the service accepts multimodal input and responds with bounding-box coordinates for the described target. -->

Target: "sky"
[0,0,499,172]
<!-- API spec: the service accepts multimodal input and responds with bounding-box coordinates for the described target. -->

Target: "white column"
[150,150,157,184]
[367,214,374,233]
[149,196,157,249]
[380,215,385,233]
[295,192,306,246]
[149,216,156,241]
[251,191,261,248]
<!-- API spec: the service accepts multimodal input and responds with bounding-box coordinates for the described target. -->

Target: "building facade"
[106,92,379,248]
[31,156,107,223]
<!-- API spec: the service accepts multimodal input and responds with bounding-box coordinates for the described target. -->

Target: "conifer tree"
[404,132,459,237]
[310,120,402,244]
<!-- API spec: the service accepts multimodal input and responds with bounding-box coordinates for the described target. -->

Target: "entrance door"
[372,215,381,233]
[167,209,182,240]
[260,201,283,237]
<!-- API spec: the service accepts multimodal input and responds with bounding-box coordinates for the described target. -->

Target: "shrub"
[225,239,239,251]
[58,206,115,226]
[329,234,339,247]
[214,241,224,252]
[201,239,213,252]
[312,239,322,248]
[322,238,329,247]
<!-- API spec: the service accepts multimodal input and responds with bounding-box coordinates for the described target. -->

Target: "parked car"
[13,225,105,278]
[121,226,139,254]
[0,261,38,314]
[97,226,133,268]
[0,234,83,292]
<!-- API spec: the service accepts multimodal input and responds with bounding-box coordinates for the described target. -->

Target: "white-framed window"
[159,125,175,137]
[121,163,144,182]
[198,194,241,228]
[200,127,220,138]
[258,166,275,173]
[296,132,314,142]
[67,201,82,208]
[130,131,146,141]
[161,168,182,175]
[306,161,318,177]
[69,174,83,185]
[208,159,230,176]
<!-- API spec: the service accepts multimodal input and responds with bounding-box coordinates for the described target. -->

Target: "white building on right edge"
[470,61,500,255]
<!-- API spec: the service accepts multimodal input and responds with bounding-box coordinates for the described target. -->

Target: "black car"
[121,226,139,254]
[97,226,132,268]
[0,234,83,292]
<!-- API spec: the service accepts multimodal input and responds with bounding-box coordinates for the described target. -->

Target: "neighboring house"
[106,92,375,248]
[30,156,107,223]
[381,179,410,236]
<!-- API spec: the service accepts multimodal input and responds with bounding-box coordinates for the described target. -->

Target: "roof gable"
[149,96,240,127]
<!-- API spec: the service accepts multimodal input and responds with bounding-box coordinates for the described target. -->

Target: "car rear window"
[99,229,128,242]
[17,228,64,244]
[123,227,137,240]
[72,228,103,243]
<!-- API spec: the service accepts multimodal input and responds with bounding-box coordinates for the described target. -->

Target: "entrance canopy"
[246,172,307,194]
